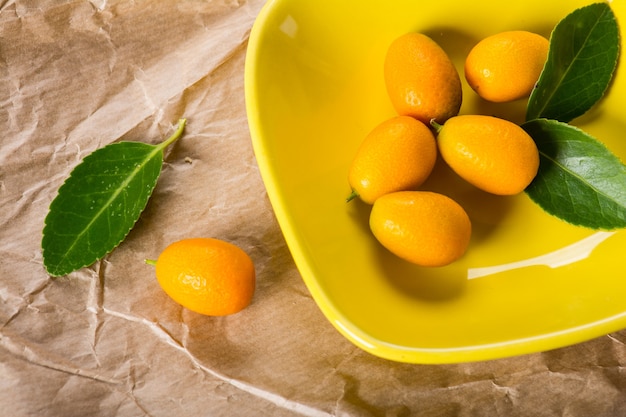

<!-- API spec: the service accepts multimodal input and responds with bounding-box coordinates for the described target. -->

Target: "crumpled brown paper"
[1,1,625,416]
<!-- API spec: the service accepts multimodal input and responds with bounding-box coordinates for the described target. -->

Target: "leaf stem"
[156,118,187,151]
[145,259,157,266]
[429,119,443,134]
[346,189,359,203]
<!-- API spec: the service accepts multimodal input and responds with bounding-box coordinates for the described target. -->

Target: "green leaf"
[42,119,187,277]
[526,2,619,122]
[522,118,626,230]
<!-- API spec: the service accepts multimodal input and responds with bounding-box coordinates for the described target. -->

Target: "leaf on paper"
[526,2,620,122]
[42,119,186,277]
[523,118,626,230]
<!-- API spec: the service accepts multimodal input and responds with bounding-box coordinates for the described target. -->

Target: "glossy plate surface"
[245,0,626,363]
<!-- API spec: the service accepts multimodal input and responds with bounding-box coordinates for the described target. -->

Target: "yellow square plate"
[244,0,626,363]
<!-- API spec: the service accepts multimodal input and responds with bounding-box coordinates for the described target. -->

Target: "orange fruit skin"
[437,115,540,195]
[348,116,437,204]
[384,33,462,124]
[370,191,471,267]
[464,30,549,103]
[155,238,255,316]
[384,32,463,124]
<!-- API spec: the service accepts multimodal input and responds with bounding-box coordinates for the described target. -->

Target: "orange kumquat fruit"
[384,32,463,124]
[434,115,540,195]
[347,116,437,204]
[369,191,472,267]
[150,238,255,316]
[464,30,549,103]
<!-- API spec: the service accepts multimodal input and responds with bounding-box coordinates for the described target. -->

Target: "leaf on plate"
[522,118,626,230]
[526,2,620,123]
[42,119,187,277]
